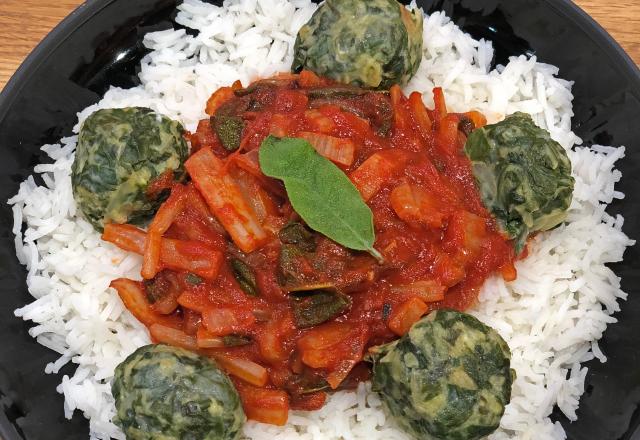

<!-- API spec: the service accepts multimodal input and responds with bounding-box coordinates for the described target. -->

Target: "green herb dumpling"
[369,309,514,440]
[71,107,188,231]
[464,112,574,253]
[112,344,245,440]
[292,0,424,89]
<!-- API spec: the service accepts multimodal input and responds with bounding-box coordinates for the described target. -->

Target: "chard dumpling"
[463,112,575,253]
[112,344,245,440]
[71,107,188,231]
[292,0,423,89]
[368,309,514,440]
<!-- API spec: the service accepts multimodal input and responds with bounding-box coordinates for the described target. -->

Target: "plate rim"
[0,0,638,439]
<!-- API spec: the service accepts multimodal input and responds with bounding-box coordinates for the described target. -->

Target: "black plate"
[0,0,639,439]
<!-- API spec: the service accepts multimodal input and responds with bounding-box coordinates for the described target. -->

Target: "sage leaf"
[185,273,203,285]
[259,136,382,260]
[290,288,352,328]
[279,222,317,252]
[222,334,253,347]
[213,114,244,151]
[230,258,259,297]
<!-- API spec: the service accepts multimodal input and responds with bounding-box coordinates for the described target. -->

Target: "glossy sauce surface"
[106,75,516,421]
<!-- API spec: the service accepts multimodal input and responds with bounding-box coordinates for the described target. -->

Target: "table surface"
[0,0,639,91]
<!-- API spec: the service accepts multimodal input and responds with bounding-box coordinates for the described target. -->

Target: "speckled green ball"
[71,107,188,231]
[292,0,423,89]
[369,309,514,440]
[112,344,245,440]
[464,112,574,253]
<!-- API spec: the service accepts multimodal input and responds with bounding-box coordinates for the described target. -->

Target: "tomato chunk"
[234,381,289,426]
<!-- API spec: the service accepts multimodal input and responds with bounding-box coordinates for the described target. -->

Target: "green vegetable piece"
[306,86,370,99]
[71,107,188,232]
[368,309,514,440]
[259,136,382,260]
[223,334,253,347]
[286,374,331,395]
[292,0,423,89]
[230,258,259,297]
[464,112,574,253]
[291,288,352,328]
[112,344,245,440]
[213,114,245,151]
[186,273,203,285]
[279,222,317,252]
[278,244,308,287]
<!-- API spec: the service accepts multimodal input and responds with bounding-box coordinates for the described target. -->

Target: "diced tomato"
[297,70,323,87]
[297,322,369,389]
[388,297,428,336]
[290,392,327,411]
[274,89,309,113]
[298,322,354,352]
[170,212,227,250]
[444,210,488,263]
[205,86,235,115]
[234,381,289,425]
[268,113,296,137]
[304,109,336,133]
[350,151,405,201]
[188,119,221,153]
[177,289,210,314]
[183,308,201,335]
[390,182,446,229]
[256,314,294,364]
[146,169,175,200]
[202,306,256,336]
[432,252,466,288]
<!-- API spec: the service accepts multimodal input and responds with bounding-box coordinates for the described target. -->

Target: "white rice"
[8,0,634,439]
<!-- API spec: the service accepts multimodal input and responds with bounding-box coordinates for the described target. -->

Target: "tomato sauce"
[106,71,516,425]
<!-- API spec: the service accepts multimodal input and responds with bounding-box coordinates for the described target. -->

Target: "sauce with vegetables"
[104,71,517,425]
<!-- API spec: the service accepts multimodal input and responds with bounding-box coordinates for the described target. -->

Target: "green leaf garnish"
[259,136,382,260]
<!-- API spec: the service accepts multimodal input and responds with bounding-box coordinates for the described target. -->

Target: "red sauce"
[106,72,516,425]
